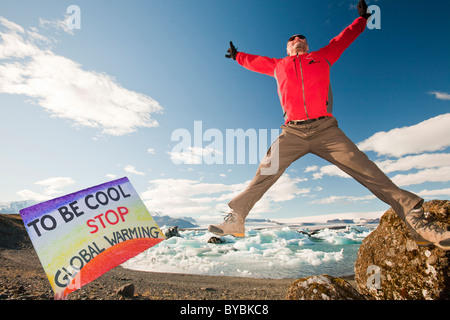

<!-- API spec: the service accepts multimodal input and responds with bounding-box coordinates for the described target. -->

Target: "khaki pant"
[228,117,422,221]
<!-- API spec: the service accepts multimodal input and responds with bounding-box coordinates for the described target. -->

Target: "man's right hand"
[225,41,238,60]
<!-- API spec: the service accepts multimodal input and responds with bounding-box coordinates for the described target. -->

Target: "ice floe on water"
[122,225,373,279]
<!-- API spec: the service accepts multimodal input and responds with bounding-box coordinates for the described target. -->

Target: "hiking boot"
[405,206,450,251]
[208,211,245,238]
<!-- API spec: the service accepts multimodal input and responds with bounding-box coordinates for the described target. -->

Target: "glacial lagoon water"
[122,225,374,279]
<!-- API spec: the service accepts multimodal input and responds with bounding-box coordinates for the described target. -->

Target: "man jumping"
[208,0,450,251]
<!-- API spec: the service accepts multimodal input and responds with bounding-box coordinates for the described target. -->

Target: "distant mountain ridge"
[0,200,37,214]
[150,212,198,228]
[0,201,198,228]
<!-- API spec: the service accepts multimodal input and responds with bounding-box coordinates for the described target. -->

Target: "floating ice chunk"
[295,248,344,266]
[312,227,372,245]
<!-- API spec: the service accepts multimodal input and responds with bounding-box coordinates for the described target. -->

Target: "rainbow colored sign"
[19,177,164,298]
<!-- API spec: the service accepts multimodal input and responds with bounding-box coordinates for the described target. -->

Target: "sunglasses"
[288,34,306,42]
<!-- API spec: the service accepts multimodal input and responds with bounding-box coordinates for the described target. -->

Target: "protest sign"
[19,177,164,298]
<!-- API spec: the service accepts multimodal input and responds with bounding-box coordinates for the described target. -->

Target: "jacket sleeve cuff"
[235,52,242,62]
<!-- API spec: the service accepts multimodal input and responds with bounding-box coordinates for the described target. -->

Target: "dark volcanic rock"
[286,274,365,300]
[116,283,135,298]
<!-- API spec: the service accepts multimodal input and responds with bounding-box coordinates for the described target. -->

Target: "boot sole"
[411,240,449,251]
[405,221,450,251]
[208,225,245,238]
[230,233,245,238]
[408,228,435,248]
[414,240,434,248]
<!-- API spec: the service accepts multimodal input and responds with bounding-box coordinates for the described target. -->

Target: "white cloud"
[147,148,155,155]
[17,189,50,202]
[0,16,163,136]
[141,174,309,217]
[309,114,450,187]
[141,178,243,216]
[312,165,350,180]
[310,194,376,205]
[302,114,450,189]
[391,166,450,187]
[417,188,450,198]
[376,153,450,173]
[168,146,222,165]
[263,175,309,202]
[429,91,450,101]
[124,165,145,176]
[312,153,450,186]
[17,176,75,201]
[0,18,43,59]
[357,113,450,157]
[35,177,75,194]
[304,165,319,173]
[0,17,25,33]
[251,175,310,214]
[39,17,74,35]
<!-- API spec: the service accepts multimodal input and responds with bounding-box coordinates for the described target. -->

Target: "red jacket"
[235,17,367,123]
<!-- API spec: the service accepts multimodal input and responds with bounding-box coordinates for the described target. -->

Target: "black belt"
[288,116,329,125]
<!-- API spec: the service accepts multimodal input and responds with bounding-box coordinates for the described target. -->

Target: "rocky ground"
[0,247,299,300]
[0,213,298,300]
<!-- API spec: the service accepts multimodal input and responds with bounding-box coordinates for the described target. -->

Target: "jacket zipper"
[298,55,309,119]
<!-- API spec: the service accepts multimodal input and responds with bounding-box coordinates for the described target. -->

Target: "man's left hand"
[357,0,372,19]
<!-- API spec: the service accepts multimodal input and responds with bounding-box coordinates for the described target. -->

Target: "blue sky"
[1,0,449,222]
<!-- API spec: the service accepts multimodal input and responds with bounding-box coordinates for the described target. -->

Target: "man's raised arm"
[318,0,372,66]
[225,41,278,77]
